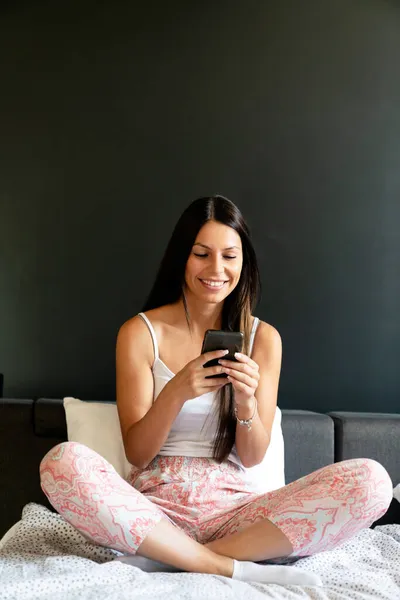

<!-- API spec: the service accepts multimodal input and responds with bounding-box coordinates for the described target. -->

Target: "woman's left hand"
[218,353,260,407]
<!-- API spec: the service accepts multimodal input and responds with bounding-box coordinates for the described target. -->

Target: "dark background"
[1,0,399,412]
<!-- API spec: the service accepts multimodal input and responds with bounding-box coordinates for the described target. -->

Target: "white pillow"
[63,397,285,492]
[394,483,400,504]
[241,406,285,494]
[63,397,132,479]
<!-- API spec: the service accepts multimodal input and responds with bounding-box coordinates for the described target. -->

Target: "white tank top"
[138,313,260,469]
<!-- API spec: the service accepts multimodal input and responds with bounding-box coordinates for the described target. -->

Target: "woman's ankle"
[205,551,234,577]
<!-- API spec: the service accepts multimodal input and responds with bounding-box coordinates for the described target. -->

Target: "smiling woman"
[140,197,262,463]
[187,227,243,297]
[39,195,393,586]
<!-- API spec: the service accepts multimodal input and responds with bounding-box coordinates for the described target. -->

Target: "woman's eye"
[193,253,236,260]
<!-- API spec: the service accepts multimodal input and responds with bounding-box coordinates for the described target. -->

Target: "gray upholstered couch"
[1,398,399,538]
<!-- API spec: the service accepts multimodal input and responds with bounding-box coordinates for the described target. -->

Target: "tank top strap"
[249,317,260,355]
[138,312,159,361]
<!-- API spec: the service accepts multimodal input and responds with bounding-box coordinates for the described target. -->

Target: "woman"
[40,195,392,585]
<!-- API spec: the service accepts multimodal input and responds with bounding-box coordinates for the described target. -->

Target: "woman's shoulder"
[117,313,151,348]
[118,305,173,339]
[116,314,155,370]
[140,305,176,334]
[141,305,173,322]
[252,317,282,349]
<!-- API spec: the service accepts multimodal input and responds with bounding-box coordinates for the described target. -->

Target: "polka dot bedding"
[0,503,399,600]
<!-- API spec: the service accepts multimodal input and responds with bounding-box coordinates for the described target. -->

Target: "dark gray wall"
[1,0,399,412]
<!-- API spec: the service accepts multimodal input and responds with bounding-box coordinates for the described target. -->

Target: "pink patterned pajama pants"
[40,442,392,558]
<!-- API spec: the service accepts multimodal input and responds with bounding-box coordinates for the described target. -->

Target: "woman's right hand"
[167,349,230,403]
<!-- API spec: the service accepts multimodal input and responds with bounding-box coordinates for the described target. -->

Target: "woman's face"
[184,220,243,304]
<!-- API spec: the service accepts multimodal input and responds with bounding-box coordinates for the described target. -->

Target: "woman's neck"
[174,294,223,335]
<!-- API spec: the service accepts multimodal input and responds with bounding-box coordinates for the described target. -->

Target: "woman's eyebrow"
[193,243,240,251]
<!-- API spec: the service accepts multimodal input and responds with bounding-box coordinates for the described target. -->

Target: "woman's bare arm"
[116,317,185,469]
[232,322,282,467]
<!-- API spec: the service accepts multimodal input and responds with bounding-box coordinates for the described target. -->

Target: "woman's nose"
[211,254,224,274]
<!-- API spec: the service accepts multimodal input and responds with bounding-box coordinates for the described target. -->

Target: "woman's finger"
[218,360,259,379]
[227,377,250,394]
[203,364,227,378]
[201,381,229,393]
[233,352,259,371]
[222,367,258,388]
[202,374,228,386]
[199,349,229,366]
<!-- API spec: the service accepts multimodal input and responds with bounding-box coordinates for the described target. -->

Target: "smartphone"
[201,329,244,378]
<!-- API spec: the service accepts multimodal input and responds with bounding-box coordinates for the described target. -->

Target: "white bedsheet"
[0,503,399,600]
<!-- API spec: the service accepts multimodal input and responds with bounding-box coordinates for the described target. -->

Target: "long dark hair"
[142,195,261,462]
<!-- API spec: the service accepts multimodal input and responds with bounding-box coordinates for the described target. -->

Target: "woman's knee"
[40,441,93,494]
[346,458,392,489]
[343,458,393,515]
[364,458,392,502]
[40,441,86,471]
[40,441,69,470]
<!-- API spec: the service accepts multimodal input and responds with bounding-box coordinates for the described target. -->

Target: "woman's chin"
[198,288,231,303]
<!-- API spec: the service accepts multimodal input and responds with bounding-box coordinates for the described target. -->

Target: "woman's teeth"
[201,280,227,288]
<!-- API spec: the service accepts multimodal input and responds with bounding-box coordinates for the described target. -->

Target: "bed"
[0,398,399,599]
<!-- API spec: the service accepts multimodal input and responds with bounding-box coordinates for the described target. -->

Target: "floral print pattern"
[40,442,392,558]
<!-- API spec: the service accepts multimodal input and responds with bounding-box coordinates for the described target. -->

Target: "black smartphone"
[201,329,244,378]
